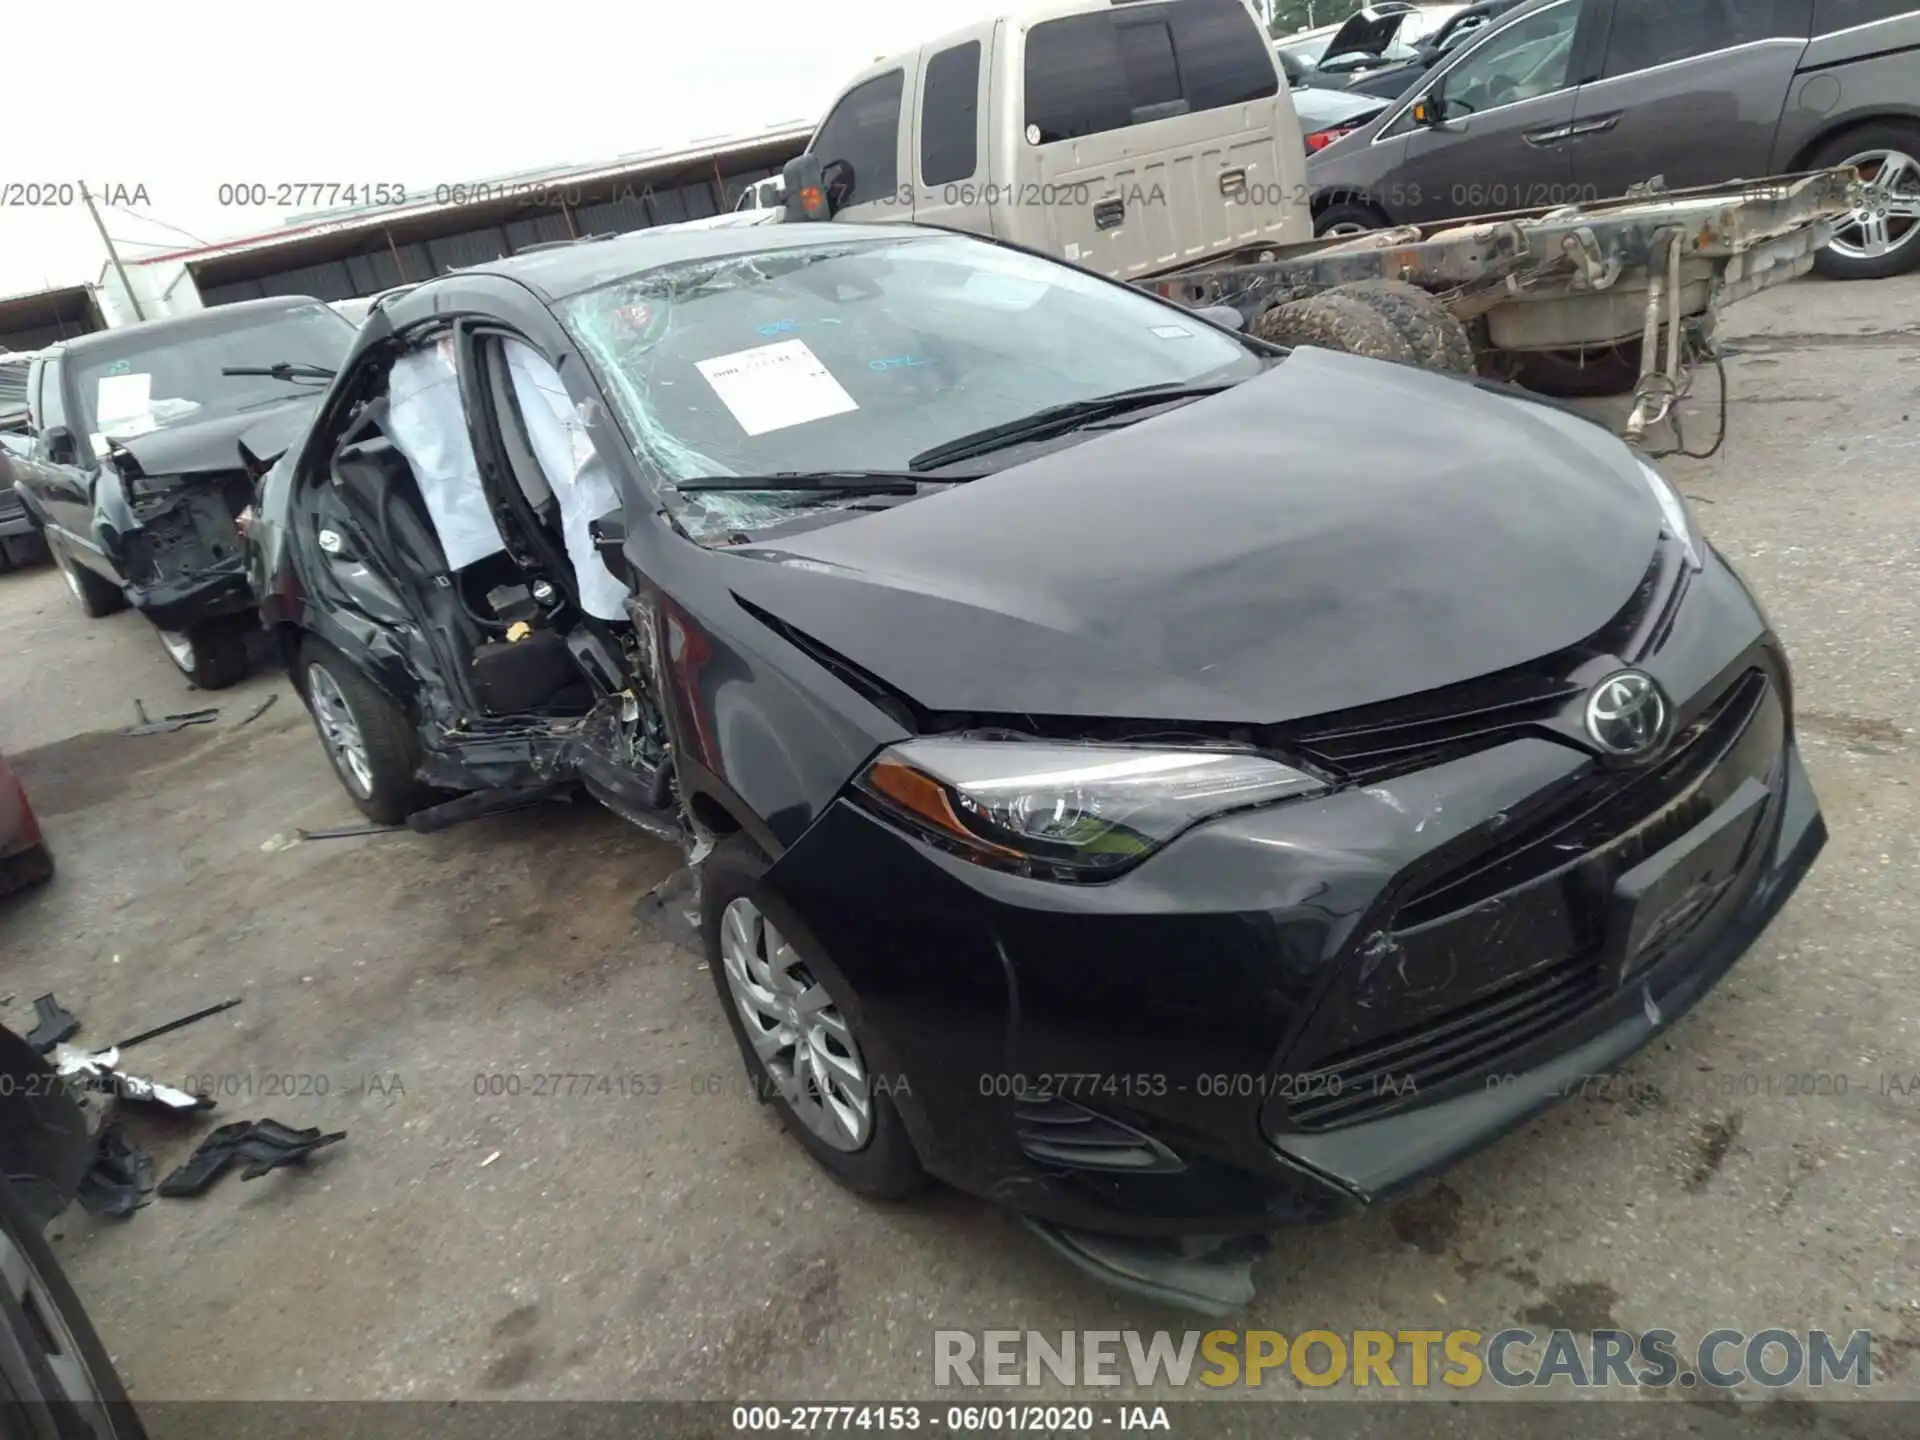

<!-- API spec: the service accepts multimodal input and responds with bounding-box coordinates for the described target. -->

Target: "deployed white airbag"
[385,343,507,572]
[503,340,631,622]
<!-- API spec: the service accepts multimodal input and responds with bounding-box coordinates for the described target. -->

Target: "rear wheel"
[700,835,927,1200]
[1332,279,1477,375]
[0,1171,148,1439]
[298,639,424,826]
[47,536,126,619]
[156,615,252,691]
[1251,290,1419,367]
[1314,200,1389,238]
[1809,123,1920,280]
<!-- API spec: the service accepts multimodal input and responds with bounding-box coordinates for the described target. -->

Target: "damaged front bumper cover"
[125,553,255,631]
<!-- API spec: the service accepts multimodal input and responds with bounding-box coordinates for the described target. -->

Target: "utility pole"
[79,181,146,322]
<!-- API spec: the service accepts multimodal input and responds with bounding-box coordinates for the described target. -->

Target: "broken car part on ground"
[243,218,1823,1309]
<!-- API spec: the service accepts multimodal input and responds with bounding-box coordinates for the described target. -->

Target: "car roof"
[46,296,336,358]
[431,220,938,303]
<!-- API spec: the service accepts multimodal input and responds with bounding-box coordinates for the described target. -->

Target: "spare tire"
[1331,280,1477,375]
[1250,291,1419,367]
[1510,339,1646,397]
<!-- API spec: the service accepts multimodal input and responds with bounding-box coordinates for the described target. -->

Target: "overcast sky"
[1,0,1004,299]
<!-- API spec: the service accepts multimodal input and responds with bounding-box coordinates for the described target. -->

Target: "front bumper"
[763,556,1825,1238]
[127,555,256,632]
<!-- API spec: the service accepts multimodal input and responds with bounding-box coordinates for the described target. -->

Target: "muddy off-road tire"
[1333,280,1478,375]
[1250,291,1419,367]
[1511,338,1646,398]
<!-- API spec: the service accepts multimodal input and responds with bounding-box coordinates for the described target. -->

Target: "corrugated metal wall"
[193,150,807,306]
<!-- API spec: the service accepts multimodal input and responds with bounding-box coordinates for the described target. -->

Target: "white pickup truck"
[762,0,1858,442]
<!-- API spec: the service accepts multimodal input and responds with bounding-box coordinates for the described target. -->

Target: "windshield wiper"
[221,362,337,382]
[673,470,931,496]
[907,382,1236,471]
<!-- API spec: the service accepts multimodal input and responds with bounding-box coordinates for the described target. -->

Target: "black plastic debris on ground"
[157,1120,346,1199]
[125,699,220,736]
[634,865,703,956]
[233,693,279,728]
[78,1124,155,1218]
[24,993,80,1052]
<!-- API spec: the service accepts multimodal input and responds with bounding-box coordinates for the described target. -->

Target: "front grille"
[1393,668,1769,930]
[1272,550,1666,786]
[1288,956,1606,1128]
[1276,666,1778,1132]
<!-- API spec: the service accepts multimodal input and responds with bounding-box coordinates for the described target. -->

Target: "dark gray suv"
[1308,0,1920,279]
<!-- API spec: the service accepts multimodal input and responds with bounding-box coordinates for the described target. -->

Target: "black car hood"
[107,397,318,478]
[723,347,1662,726]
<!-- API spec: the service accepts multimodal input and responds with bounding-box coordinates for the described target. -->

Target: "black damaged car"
[15,298,352,687]
[247,213,1824,1308]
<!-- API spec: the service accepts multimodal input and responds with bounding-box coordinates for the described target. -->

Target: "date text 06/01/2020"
[729,1404,1171,1432]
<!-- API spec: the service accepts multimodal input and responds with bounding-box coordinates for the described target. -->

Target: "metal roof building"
[114,122,814,317]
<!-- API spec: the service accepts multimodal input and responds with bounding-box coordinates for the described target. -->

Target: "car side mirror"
[781,154,836,221]
[1197,304,1246,333]
[821,159,856,212]
[42,426,77,465]
[1411,94,1444,127]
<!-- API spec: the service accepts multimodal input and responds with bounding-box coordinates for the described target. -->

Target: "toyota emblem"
[1584,670,1669,757]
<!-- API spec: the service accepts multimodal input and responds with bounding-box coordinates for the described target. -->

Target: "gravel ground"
[0,272,1914,1432]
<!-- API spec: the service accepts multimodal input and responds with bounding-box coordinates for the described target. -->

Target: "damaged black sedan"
[14,298,352,687]
[249,222,1824,1308]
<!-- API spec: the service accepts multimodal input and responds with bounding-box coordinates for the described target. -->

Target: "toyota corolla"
[248,221,1825,1309]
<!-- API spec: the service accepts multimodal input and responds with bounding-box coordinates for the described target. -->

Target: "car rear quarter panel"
[1774,13,1920,168]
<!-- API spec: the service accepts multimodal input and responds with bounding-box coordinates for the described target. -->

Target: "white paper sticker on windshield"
[96,372,153,425]
[695,339,857,437]
[1151,324,1192,339]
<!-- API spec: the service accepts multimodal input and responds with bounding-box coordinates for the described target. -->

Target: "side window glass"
[812,71,903,207]
[921,42,982,187]
[1435,1,1579,117]
[1024,13,1131,142]
[1603,0,1792,79]
[1814,0,1913,30]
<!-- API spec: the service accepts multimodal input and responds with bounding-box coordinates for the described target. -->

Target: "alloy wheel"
[305,663,375,799]
[718,896,873,1152]
[0,1219,120,1432]
[1829,148,1920,262]
[157,630,195,672]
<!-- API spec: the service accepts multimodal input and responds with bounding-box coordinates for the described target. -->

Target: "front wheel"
[0,1171,149,1438]
[156,615,252,690]
[1810,123,1920,280]
[47,535,127,619]
[298,639,425,826]
[700,835,926,1200]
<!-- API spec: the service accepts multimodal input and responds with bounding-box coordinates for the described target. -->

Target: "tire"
[46,536,127,619]
[700,834,927,1200]
[0,1172,148,1440]
[1510,338,1645,398]
[0,843,54,898]
[1808,121,1920,280]
[1331,279,1478,375]
[1251,290,1420,367]
[297,638,425,826]
[1314,200,1389,238]
[155,614,252,691]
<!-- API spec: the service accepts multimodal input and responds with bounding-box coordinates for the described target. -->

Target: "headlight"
[856,739,1326,880]
[1637,459,1701,570]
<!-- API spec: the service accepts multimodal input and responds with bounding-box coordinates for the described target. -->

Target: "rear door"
[1372,0,1595,223]
[1567,0,1814,200]
[1015,0,1305,280]
[909,27,999,238]
[25,358,98,549]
